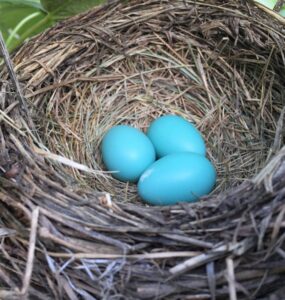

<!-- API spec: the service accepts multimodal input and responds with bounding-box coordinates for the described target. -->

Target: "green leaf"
[0,0,43,11]
[40,0,106,19]
[0,1,53,52]
[254,0,278,10]
[280,5,285,17]
[0,0,107,52]
[0,2,43,40]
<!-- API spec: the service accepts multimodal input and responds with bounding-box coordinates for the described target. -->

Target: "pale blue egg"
[101,125,155,182]
[147,115,206,158]
[138,152,216,205]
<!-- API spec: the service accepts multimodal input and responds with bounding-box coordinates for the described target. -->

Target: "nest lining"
[0,0,285,299]
[10,0,285,204]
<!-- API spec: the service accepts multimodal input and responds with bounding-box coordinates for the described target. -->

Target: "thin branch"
[21,207,40,297]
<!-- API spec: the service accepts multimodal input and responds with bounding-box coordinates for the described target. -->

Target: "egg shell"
[101,125,155,182]
[147,115,206,158]
[138,152,216,205]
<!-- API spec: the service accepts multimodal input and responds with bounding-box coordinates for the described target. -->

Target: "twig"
[21,207,39,297]
[169,239,254,277]
[206,262,216,300]
[161,233,213,249]
[226,257,237,300]
[0,227,16,238]
[0,32,30,119]
[271,106,285,155]
[46,250,200,260]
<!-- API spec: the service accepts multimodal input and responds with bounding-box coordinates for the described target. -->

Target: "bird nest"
[1,0,285,299]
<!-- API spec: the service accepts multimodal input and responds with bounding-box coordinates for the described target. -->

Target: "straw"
[1,0,285,299]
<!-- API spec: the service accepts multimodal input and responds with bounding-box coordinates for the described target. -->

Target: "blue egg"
[147,115,206,158]
[138,152,216,205]
[101,125,155,182]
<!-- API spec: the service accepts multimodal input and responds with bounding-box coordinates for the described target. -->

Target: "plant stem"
[8,12,53,52]
[6,11,41,50]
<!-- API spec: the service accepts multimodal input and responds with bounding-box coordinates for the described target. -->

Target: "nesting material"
[1,0,285,299]
[9,0,284,203]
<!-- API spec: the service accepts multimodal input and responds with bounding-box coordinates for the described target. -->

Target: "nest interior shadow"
[1,0,285,299]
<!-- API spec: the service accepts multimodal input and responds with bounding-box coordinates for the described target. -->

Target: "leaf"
[0,2,44,40]
[254,0,278,9]
[40,0,106,19]
[0,1,52,52]
[280,5,285,17]
[0,0,43,11]
[0,0,107,52]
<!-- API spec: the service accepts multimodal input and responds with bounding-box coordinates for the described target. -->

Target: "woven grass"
[1,0,285,299]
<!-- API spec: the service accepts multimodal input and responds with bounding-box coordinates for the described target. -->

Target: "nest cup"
[11,2,285,202]
[1,0,285,299]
